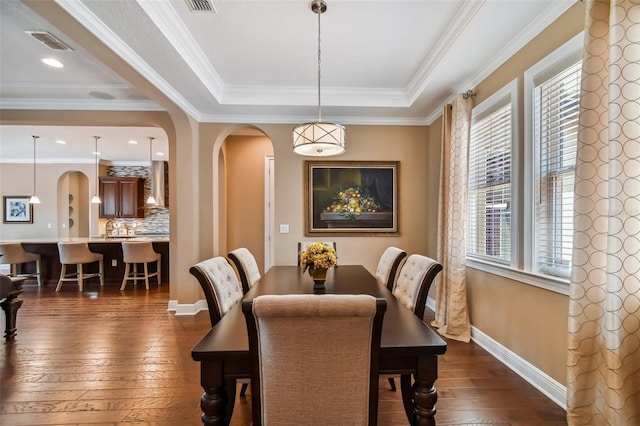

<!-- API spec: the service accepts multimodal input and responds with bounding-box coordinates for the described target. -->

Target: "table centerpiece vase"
[300,242,337,291]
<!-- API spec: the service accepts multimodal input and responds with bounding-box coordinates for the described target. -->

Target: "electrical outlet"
[111,259,117,267]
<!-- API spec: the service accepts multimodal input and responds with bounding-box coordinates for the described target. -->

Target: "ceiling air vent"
[25,31,73,51]
[185,0,216,12]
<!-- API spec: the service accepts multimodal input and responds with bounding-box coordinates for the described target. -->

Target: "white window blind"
[533,60,581,278]
[468,103,512,262]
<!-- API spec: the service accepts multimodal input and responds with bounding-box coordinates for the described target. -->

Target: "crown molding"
[423,0,576,126]
[406,1,485,104]
[54,0,202,120]
[136,0,225,102]
[0,98,163,111]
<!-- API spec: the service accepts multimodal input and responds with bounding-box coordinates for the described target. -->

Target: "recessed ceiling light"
[89,91,115,100]
[42,57,63,68]
[128,140,138,144]
[56,140,67,144]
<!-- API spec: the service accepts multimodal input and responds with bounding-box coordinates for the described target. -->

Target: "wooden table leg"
[199,361,231,425]
[1,293,23,341]
[402,354,438,426]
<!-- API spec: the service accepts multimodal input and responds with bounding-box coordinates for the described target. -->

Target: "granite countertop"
[1,236,169,244]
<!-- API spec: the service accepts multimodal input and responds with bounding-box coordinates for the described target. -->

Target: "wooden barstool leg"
[121,263,130,290]
[144,263,150,290]
[99,260,104,286]
[78,264,84,292]
[36,259,42,286]
[56,264,66,291]
[157,258,161,285]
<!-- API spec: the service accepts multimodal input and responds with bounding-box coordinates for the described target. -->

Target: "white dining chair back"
[190,257,243,325]
[375,246,407,291]
[228,247,261,294]
[393,254,442,320]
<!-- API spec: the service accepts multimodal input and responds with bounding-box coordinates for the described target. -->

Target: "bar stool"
[56,242,104,292]
[121,241,161,290]
[0,243,42,286]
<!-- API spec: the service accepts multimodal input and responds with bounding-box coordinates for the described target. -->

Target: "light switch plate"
[279,224,289,234]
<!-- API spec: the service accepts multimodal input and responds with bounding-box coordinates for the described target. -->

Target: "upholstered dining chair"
[375,246,407,292]
[56,242,104,291]
[0,242,42,286]
[387,254,443,399]
[297,241,337,266]
[228,247,261,294]
[189,256,250,397]
[242,294,386,426]
[120,241,161,291]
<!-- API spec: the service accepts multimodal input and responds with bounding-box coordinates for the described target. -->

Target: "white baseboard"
[167,299,208,316]
[426,297,567,409]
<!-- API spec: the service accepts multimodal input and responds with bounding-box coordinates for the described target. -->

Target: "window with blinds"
[468,102,512,262]
[533,60,581,278]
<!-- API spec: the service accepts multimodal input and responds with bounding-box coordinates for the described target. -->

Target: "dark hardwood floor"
[1,280,567,425]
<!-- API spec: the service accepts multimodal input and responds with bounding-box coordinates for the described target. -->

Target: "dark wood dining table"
[191,265,447,425]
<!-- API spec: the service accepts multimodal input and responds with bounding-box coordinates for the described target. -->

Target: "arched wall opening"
[208,125,274,272]
[57,171,90,238]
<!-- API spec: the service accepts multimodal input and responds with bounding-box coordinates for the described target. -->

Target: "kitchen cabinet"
[99,177,145,218]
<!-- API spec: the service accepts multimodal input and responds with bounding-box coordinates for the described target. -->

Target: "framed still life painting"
[304,161,399,235]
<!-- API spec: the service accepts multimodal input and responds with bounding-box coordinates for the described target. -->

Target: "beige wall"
[0,163,96,240]
[225,135,273,272]
[196,123,436,276]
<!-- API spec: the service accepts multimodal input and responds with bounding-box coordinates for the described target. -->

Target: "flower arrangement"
[324,186,381,220]
[300,242,337,273]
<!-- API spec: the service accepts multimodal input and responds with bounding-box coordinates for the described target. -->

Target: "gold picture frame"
[304,161,399,236]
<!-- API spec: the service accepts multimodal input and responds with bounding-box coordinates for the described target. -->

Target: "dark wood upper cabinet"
[99,177,145,218]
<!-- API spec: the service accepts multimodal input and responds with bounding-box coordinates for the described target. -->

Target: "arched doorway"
[221,128,274,273]
[57,171,90,238]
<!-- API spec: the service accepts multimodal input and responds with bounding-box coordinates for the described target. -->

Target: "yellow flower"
[300,242,337,272]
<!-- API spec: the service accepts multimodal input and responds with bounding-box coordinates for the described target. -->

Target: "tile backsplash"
[104,165,169,235]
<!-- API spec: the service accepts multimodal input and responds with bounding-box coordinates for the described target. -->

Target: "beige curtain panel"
[567,0,640,424]
[432,94,472,343]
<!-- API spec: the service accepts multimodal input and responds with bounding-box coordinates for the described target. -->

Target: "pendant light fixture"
[29,135,41,204]
[146,136,157,205]
[292,0,345,157]
[90,136,102,204]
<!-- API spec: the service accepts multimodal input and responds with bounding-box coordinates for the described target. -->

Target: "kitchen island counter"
[0,238,169,286]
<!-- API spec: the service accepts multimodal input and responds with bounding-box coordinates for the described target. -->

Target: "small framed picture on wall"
[3,196,33,224]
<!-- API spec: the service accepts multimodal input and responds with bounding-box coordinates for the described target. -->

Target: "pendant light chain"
[32,135,38,194]
[317,3,322,123]
[30,135,40,204]
[291,0,345,157]
[91,136,102,204]
[147,136,157,205]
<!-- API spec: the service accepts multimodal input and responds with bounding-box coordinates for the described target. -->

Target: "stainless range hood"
[150,161,168,207]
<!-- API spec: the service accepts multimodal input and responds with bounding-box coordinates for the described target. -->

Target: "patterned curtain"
[431,94,472,343]
[567,1,640,424]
